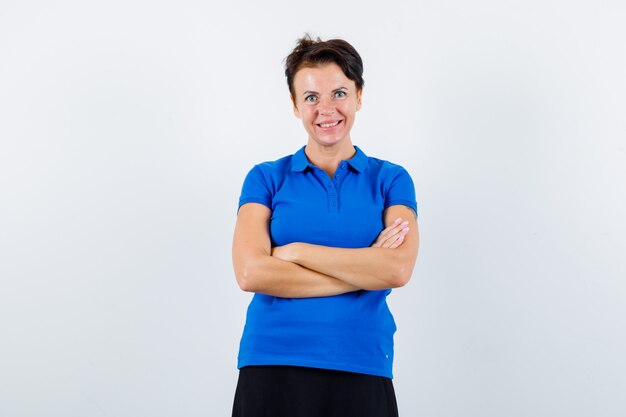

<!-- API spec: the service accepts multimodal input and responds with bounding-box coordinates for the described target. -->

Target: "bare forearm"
[235,254,360,298]
[281,243,413,290]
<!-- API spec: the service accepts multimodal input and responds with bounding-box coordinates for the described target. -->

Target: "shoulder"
[240,150,303,202]
[247,147,302,176]
[244,153,295,181]
[362,152,412,181]
[254,154,292,171]
[358,149,417,210]
[239,153,296,209]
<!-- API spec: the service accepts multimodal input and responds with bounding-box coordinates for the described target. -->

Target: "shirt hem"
[237,355,393,379]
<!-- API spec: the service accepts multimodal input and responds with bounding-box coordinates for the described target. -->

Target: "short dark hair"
[284,34,364,102]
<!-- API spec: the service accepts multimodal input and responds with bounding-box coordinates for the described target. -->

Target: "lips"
[317,120,342,128]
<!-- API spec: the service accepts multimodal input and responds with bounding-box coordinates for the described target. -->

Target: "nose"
[318,96,336,116]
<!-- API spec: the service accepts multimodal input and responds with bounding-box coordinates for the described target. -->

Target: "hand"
[371,218,410,248]
[272,243,298,262]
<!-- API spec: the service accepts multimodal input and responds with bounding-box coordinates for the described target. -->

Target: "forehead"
[293,63,356,92]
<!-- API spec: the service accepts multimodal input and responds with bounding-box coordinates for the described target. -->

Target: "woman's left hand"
[371,217,410,249]
[272,243,299,263]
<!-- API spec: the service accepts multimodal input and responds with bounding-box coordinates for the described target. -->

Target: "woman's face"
[292,63,362,148]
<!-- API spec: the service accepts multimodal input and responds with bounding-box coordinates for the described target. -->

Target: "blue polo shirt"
[236,145,417,378]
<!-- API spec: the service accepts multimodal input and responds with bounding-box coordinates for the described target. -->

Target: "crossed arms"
[232,203,419,298]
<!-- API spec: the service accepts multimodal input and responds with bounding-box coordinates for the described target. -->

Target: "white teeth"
[320,121,339,128]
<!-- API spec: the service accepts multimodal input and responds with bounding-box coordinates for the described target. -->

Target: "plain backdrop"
[1,1,625,416]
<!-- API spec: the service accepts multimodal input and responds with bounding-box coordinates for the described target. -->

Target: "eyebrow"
[301,87,348,96]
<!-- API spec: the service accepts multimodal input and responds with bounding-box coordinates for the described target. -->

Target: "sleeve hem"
[238,198,272,212]
[384,200,418,216]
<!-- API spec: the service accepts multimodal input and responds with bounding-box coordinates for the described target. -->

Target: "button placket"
[311,165,345,213]
[328,181,338,211]
[329,162,351,212]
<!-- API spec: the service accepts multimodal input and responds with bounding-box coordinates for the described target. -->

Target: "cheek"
[341,99,358,111]
[303,110,317,123]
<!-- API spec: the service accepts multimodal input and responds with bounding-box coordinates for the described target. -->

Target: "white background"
[1,1,625,416]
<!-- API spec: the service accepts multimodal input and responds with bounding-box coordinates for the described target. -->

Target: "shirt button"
[341,164,346,169]
[335,175,340,179]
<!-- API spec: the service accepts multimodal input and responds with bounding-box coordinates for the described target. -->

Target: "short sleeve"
[238,164,272,212]
[384,165,418,217]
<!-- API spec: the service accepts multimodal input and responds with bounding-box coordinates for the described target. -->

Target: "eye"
[335,90,347,98]
[305,95,318,103]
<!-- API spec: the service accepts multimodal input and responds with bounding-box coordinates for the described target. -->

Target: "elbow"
[383,232,418,288]
[235,265,258,293]
[388,266,412,288]
[236,276,252,293]
[233,253,273,293]
[386,252,415,288]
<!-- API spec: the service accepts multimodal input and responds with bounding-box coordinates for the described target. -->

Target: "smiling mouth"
[317,120,342,128]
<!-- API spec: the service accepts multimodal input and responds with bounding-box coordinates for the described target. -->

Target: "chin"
[309,131,349,146]
[312,136,346,147]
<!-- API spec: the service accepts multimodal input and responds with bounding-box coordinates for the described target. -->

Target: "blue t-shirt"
[236,145,417,379]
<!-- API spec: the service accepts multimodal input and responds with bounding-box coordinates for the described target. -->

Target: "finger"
[377,219,407,242]
[378,222,409,244]
[388,233,405,249]
[371,218,402,247]
[380,234,400,248]
[380,226,410,248]
[381,227,409,248]
[379,218,403,236]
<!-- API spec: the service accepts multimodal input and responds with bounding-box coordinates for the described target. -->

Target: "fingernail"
[395,218,402,223]
[402,227,410,233]
[401,221,409,226]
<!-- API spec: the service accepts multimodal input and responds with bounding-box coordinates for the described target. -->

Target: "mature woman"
[231,35,419,417]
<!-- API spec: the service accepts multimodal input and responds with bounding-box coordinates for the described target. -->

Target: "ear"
[356,88,363,111]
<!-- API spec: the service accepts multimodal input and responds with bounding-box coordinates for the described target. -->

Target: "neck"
[304,140,356,178]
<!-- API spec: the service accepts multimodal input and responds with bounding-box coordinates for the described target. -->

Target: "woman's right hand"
[370,218,410,249]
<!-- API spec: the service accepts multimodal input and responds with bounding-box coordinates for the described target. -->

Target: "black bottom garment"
[232,365,399,417]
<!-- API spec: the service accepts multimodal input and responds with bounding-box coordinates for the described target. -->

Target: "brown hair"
[284,34,364,102]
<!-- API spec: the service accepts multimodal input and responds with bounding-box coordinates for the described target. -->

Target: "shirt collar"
[290,145,368,173]
[290,146,311,172]
[346,146,367,172]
